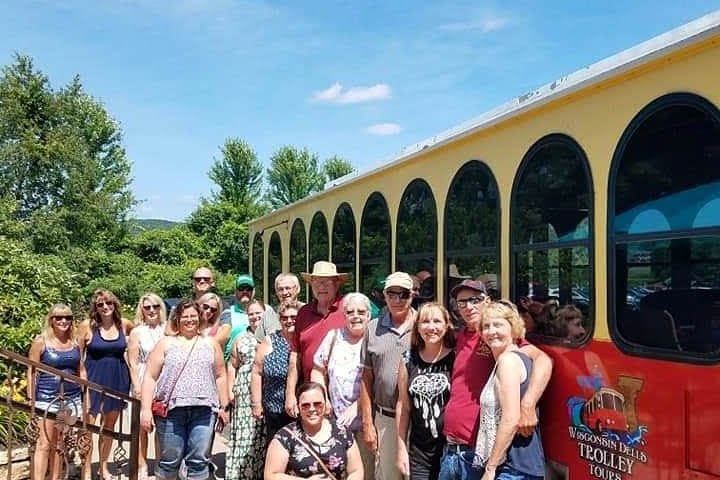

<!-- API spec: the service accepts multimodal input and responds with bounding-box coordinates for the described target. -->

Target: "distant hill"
[130,218,181,234]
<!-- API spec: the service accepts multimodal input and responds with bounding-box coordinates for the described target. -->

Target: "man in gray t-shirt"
[359,271,416,480]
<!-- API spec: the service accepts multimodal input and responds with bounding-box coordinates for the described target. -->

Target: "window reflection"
[309,211,329,266]
[290,219,308,302]
[268,232,282,302]
[397,179,437,304]
[445,161,500,307]
[252,233,264,300]
[612,94,720,359]
[332,203,357,293]
[512,134,593,343]
[360,192,391,302]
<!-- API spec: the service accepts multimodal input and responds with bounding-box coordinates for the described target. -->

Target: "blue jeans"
[495,464,544,480]
[438,444,483,480]
[155,406,216,480]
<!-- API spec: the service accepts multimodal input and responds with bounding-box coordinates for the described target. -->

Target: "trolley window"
[511,134,594,345]
[610,93,720,362]
[359,192,391,302]
[309,211,329,266]
[290,219,308,302]
[332,202,357,293]
[252,232,264,300]
[396,179,438,303]
[268,231,282,301]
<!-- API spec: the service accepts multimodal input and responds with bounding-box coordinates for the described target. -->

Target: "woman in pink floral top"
[265,382,364,480]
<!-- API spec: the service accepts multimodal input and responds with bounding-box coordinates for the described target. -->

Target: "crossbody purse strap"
[165,336,199,402]
[282,425,339,480]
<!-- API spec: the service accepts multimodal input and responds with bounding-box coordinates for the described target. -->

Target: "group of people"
[28,260,555,480]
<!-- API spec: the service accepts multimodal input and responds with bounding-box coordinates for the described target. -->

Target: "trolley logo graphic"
[566,374,649,480]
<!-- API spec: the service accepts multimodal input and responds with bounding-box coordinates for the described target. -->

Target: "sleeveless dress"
[85,328,130,414]
[134,323,165,383]
[263,331,290,416]
[36,343,83,413]
[226,330,265,480]
[473,350,545,477]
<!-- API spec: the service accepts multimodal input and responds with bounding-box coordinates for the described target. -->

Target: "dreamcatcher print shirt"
[403,349,455,449]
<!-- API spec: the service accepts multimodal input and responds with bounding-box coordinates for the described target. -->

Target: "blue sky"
[2,1,718,221]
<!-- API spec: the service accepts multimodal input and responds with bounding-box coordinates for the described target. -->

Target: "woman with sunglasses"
[473,301,545,480]
[250,300,299,441]
[265,381,363,480]
[226,299,267,480]
[28,303,86,480]
[128,293,167,480]
[396,302,456,480]
[198,292,230,350]
[140,299,230,480]
[79,289,134,480]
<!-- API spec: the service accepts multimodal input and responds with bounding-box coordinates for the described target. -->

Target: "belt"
[445,442,473,454]
[375,406,396,418]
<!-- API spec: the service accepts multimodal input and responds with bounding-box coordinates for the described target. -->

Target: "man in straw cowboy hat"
[285,261,348,417]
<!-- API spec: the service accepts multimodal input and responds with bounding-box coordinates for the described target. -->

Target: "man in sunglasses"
[191,267,216,300]
[219,274,280,363]
[359,271,416,480]
[438,279,553,480]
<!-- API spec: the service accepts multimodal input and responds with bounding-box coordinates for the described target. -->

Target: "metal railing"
[0,348,139,480]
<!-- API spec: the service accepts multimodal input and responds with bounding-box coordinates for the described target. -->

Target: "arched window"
[290,219,308,302]
[396,179,438,302]
[610,93,720,361]
[511,134,593,344]
[268,231,282,302]
[252,233,265,300]
[332,203,357,293]
[360,192,391,298]
[309,212,329,265]
[444,161,500,303]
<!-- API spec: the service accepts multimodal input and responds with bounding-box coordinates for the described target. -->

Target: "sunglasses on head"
[142,304,161,311]
[202,304,218,313]
[299,401,324,411]
[96,300,114,308]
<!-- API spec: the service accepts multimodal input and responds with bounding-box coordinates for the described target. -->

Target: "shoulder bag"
[151,336,198,418]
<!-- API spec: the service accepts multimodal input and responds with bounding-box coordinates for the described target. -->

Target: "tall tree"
[323,155,355,181]
[209,138,264,209]
[0,54,135,253]
[266,146,325,208]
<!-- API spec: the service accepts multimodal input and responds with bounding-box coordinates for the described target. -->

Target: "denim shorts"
[35,395,82,417]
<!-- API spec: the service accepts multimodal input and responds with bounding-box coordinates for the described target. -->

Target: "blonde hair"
[197,292,223,326]
[481,300,526,340]
[134,293,167,325]
[42,303,76,343]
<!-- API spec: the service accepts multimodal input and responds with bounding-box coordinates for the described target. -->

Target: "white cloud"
[311,82,392,104]
[438,15,509,33]
[365,123,402,136]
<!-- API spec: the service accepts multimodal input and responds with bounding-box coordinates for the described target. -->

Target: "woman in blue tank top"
[28,303,85,480]
[78,289,133,480]
[474,301,545,480]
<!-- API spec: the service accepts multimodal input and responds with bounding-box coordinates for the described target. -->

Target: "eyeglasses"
[280,314,297,320]
[385,290,411,301]
[142,304,161,311]
[193,276,212,283]
[202,304,218,313]
[299,401,324,411]
[345,309,368,317]
[95,301,114,308]
[236,286,253,292]
[53,315,73,322]
[456,295,486,309]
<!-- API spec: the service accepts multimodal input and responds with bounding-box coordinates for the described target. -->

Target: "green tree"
[0,54,135,253]
[266,146,325,208]
[209,138,265,213]
[323,155,355,181]
[128,226,204,265]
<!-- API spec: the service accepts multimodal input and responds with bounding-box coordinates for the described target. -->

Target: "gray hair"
[343,292,371,314]
[275,272,300,290]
